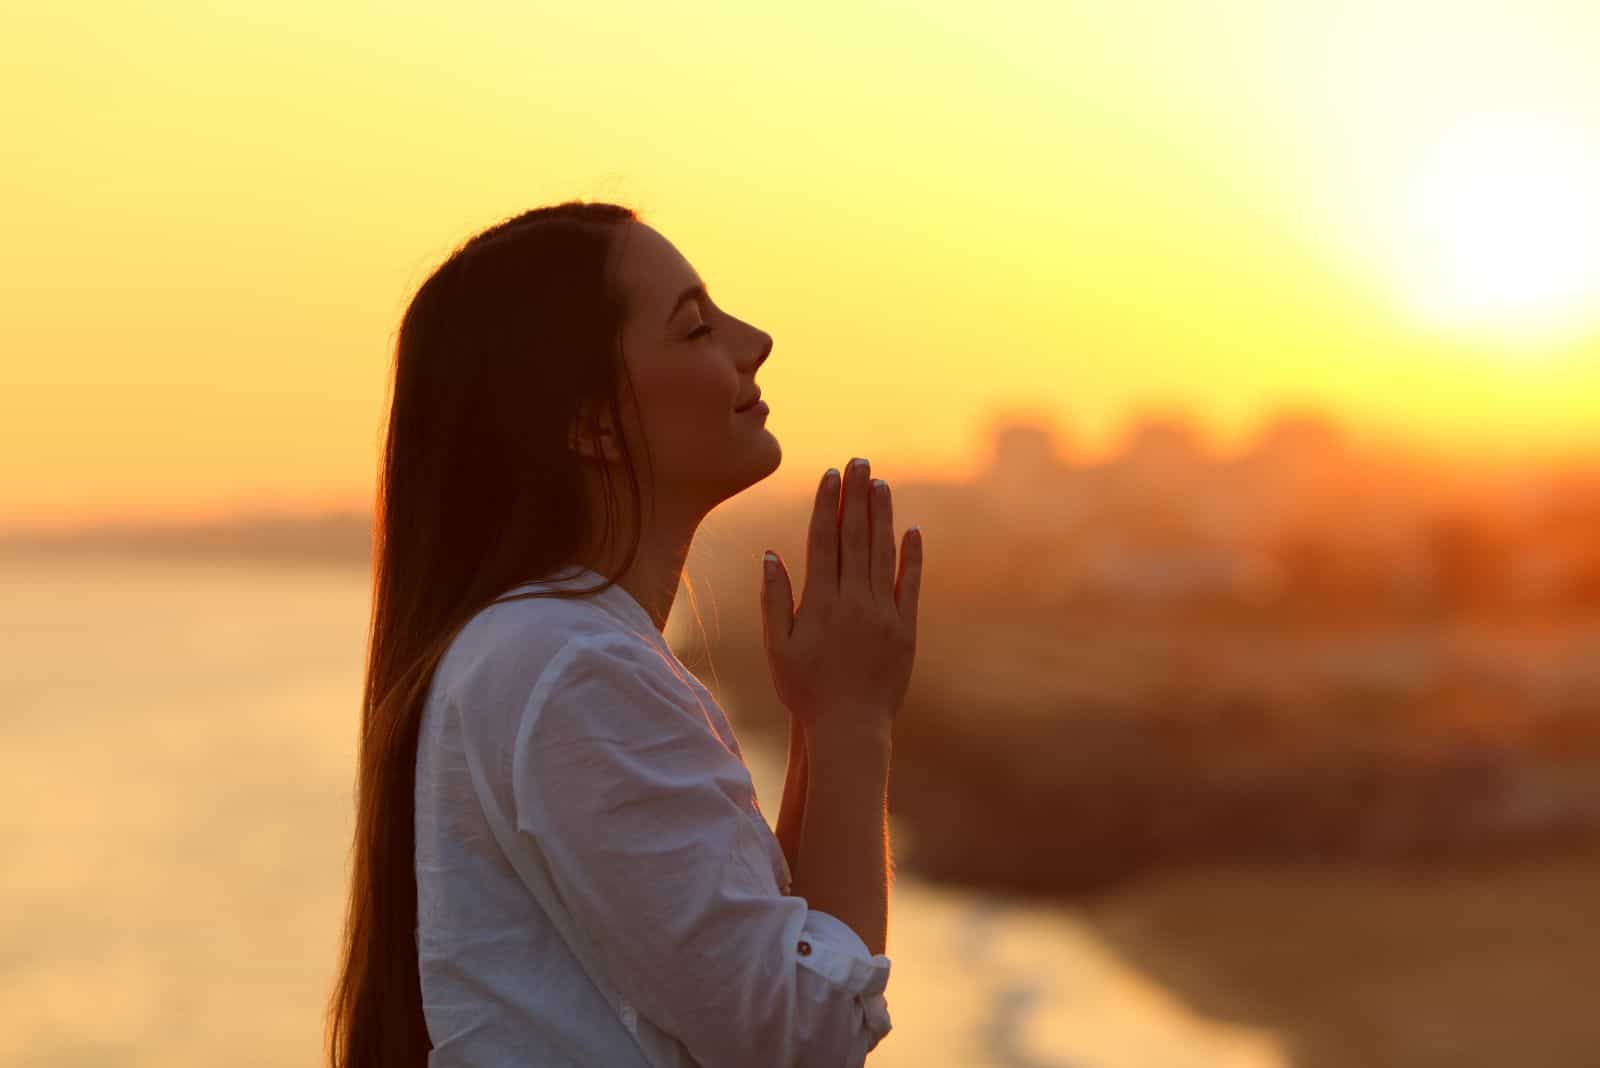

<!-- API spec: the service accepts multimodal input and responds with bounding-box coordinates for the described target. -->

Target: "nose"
[744,332,772,372]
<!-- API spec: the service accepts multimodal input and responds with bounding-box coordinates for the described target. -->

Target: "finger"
[895,525,922,629]
[838,458,871,592]
[870,477,895,603]
[805,467,840,602]
[761,549,794,645]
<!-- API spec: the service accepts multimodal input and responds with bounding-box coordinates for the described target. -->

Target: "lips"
[734,390,762,412]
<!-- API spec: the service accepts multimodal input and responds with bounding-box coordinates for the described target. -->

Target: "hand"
[759,458,922,744]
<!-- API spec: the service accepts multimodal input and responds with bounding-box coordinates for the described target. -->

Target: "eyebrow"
[666,283,709,326]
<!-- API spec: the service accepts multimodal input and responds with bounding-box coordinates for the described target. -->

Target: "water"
[0,551,1284,1067]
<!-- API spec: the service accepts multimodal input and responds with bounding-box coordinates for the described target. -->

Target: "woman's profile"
[325,201,924,1067]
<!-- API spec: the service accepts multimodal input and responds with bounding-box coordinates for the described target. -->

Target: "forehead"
[614,221,700,307]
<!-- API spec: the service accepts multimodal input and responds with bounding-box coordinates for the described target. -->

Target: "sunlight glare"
[1387,114,1600,340]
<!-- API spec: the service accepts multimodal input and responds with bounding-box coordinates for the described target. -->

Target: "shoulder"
[513,632,754,814]
[530,631,703,741]
[434,588,651,725]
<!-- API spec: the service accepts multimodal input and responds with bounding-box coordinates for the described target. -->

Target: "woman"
[326,201,924,1067]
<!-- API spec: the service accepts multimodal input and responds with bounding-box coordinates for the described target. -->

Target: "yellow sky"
[4,1,1598,529]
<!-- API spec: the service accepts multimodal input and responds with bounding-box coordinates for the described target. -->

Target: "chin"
[745,432,782,480]
[724,433,782,501]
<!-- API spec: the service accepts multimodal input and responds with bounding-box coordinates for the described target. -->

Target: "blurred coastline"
[14,408,1598,888]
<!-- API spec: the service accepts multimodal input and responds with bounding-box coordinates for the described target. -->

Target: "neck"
[570,477,703,634]
[600,530,692,634]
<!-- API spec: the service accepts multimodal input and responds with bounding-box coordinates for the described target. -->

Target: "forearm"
[774,715,808,882]
[786,724,892,957]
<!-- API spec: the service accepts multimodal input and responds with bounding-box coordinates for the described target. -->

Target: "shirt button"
[796,939,812,956]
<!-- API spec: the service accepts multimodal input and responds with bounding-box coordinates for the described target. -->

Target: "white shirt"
[415,565,894,1067]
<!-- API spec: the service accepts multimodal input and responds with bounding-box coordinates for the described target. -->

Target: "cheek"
[661,365,734,415]
[644,367,739,449]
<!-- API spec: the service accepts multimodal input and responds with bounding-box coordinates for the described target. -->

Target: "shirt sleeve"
[510,633,893,1068]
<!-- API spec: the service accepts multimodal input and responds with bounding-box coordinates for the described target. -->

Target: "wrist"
[803,718,893,767]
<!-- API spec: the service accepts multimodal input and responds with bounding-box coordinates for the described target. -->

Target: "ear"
[567,404,624,464]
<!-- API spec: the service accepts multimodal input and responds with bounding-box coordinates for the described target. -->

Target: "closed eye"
[689,323,714,339]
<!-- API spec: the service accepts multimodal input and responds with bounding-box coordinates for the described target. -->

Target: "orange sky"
[4,2,1598,530]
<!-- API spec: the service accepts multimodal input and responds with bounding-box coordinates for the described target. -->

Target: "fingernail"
[823,468,839,488]
[763,551,777,576]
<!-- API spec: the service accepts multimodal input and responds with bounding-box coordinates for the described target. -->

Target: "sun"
[1384,114,1600,341]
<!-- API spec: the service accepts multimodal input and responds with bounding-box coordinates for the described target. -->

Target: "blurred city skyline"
[14,404,1597,621]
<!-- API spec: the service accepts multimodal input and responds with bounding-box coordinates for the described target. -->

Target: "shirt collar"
[511,565,665,649]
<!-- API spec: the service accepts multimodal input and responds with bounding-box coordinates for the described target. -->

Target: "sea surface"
[0,550,1285,1067]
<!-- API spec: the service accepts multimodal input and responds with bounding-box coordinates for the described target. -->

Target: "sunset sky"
[5,1,1598,530]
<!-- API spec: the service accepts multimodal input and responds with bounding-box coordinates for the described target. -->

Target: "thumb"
[760,550,794,648]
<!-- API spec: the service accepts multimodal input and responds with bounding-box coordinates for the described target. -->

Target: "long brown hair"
[325,200,655,1067]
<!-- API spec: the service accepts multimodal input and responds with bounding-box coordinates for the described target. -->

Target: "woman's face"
[574,220,780,518]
